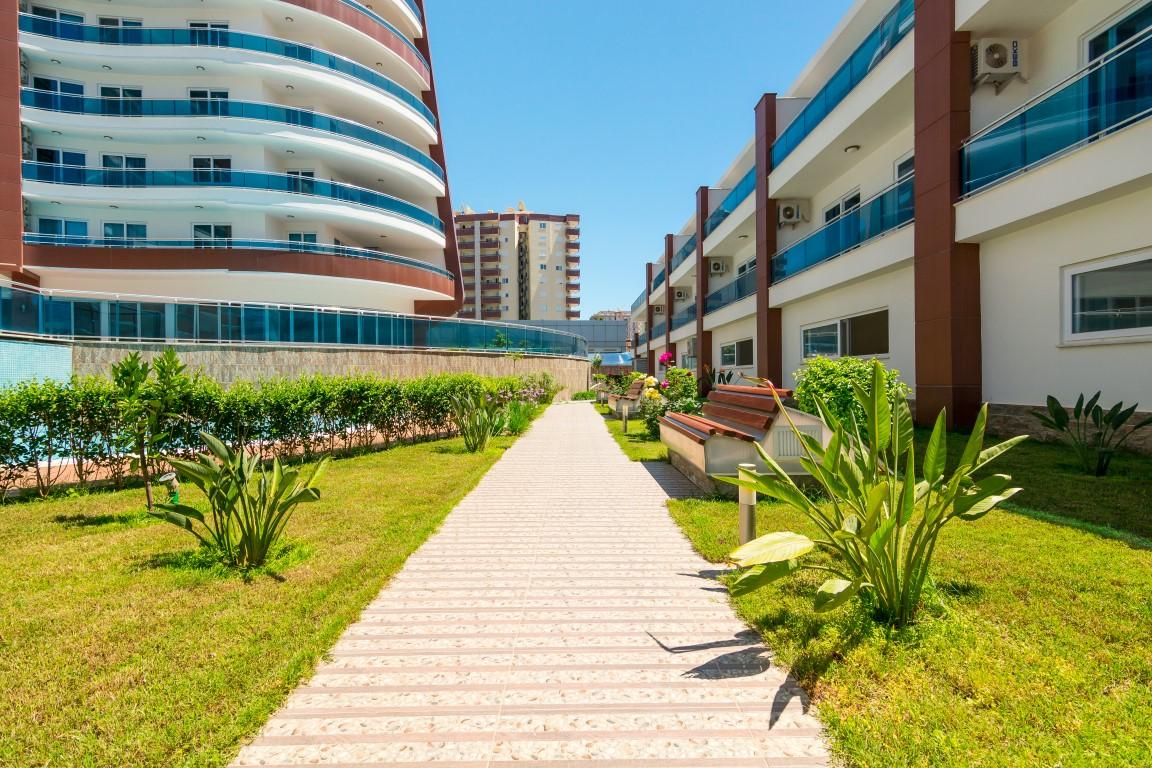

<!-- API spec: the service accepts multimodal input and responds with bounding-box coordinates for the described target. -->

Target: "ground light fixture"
[157,472,180,504]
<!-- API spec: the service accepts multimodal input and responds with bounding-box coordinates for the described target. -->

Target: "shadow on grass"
[1005,504,1152,551]
[52,511,152,529]
[134,541,313,583]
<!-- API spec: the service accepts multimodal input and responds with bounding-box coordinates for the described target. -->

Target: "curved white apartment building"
[3,0,465,319]
[632,0,1152,437]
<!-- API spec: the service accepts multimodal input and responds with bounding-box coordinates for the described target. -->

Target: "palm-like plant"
[722,361,1027,628]
[451,390,506,453]
[1034,393,1152,477]
[153,432,329,568]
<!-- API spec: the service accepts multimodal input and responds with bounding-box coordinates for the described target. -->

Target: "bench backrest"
[625,379,645,397]
[701,383,793,434]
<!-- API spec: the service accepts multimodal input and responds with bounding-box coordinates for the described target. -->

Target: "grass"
[594,403,667,462]
[668,434,1152,767]
[0,435,514,768]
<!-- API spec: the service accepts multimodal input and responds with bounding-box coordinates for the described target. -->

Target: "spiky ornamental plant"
[721,361,1027,628]
[1034,392,1152,477]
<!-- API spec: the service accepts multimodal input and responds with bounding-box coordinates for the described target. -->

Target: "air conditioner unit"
[709,259,729,275]
[971,39,1025,91]
[19,52,29,86]
[20,125,32,160]
[652,305,665,315]
[778,200,809,226]
[673,288,691,302]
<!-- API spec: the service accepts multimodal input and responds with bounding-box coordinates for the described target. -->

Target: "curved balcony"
[22,234,452,279]
[21,91,443,188]
[17,14,435,134]
[279,0,430,83]
[22,162,444,237]
[0,281,588,358]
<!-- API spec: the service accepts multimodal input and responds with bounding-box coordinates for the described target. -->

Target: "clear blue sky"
[425,0,855,317]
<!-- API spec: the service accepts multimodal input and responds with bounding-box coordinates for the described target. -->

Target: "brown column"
[663,234,674,353]
[754,94,783,385]
[412,0,463,316]
[644,263,656,375]
[694,186,712,396]
[913,0,981,428]
[0,10,24,280]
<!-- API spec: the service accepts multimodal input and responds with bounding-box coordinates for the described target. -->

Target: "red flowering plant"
[658,351,674,367]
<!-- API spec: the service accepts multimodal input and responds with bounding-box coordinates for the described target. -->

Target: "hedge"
[0,364,558,500]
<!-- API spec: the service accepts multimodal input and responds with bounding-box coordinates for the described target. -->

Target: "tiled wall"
[0,339,73,387]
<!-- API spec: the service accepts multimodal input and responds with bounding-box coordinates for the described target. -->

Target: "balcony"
[0,281,590,357]
[479,239,501,249]
[703,167,757,239]
[21,233,453,278]
[671,303,697,332]
[16,14,435,131]
[772,0,914,168]
[26,89,442,182]
[566,241,580,250]
[565,310,580,319]
[670,235,697,274]
[566,269,581,278]
[631,290,647,312]
[652,268,666,291]
[315,0,431,82]
[480,254,501,264]
[22,162,444,232]
[650,320,667,339]
[962,27,1152,196]
[566,297,580,306]
[771,175,914,282]
[479,226,500,235]
[637,331,648,347]
[704,270,757,315]
[567,228,581,237]
[567,283,581,291]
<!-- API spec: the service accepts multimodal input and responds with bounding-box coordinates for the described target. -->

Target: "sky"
[425,0,856,318]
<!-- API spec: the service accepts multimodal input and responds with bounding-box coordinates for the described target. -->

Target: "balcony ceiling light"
[286,149,295,154]
[844,144,862,154]
[196,136,207,141]
[195,205,204,209]
[285,16,294,22]
[285,84,295,90]
[196,65,206,71]
[50,59,61,65]
[102,65,112,71]
[103,135,113,141]
[738,234,749,239]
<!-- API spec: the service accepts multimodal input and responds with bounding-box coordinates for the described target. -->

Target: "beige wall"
[71,344,590,399]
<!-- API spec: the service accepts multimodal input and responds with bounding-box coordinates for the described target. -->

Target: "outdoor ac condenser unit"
[778,200,809,226]
[652,305,665,315]
[674,288,691,302]
[972,39,1025,91]
[709,259,729,275]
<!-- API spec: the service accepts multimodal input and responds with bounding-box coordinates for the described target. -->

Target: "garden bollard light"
[157,471,180,504]
[738,463,757,544]
[621,402,629,432]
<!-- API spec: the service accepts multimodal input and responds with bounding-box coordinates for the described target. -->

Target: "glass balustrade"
[0,282,586,357]
[650,320,667,339]
[22,162,444,232]
[703,167,757,238]
[772,0,914,168]
[17,14,436,128]
[704,270,757,315]
[329,0,428,66]
[631,290,647,311]
[22,234,453,279]
[962,25,1152,195]
[636,331,648,347]
[670,235,697,273]
[771,175,914,282]
[21,91,443,180]
[670,303,697,332]
[652,268,666,290]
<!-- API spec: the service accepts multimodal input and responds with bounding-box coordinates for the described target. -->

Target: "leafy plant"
[505,400,538,436]
[706,367,735,387]
[1033,393,1152,477]
[572,390,597,401]
[451,390,506,453]
[721,360,1026,628]
[793,356,909,431]
[591,354,603,372]
[153,432,329,568]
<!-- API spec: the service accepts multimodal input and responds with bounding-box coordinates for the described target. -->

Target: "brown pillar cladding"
[663,234,674,351]
[645,262,656,375]
[754,94,783,385]
[0,9,23,278]
[694,186,712,396]
[411,0,463,317]
[913,0,981,428]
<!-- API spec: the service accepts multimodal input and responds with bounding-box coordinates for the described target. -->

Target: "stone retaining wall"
[71,343,590,398]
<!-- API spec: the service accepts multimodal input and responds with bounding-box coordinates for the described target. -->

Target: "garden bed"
[595,403,667,462]
[0,435,514,767]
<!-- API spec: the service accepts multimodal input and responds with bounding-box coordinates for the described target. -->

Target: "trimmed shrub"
[572,391,597,401]
[793,356,909,430]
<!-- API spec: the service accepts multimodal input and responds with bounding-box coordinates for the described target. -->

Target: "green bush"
[793,356,909,430]
[639,368,703,439]
[451,390,506,453]
[505,400,538,436]
[572,391,597,401]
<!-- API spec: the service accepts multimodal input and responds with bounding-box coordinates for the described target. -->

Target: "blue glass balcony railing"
[704,269,757,315]
[637,331,648,347]
[670,235,697,273]
[652,267,666,290]
[22,234,453,279]
[326,0,428,69]
[703,167,757,238]
[0,282,587,357]
[631,290,647,311]
[22,162,444,233]
[670,303,697,332]
[17,14,436,129]
[962,26,1152,195]
[650,320,667,339]
[21,91,444,180]
[772,0,914,168]
[771,175,914,282]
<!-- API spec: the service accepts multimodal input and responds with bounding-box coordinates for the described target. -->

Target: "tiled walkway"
[233,402,828,767]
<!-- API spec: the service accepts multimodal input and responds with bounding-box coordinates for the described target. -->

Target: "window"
[501,277,509,284]
[188,21,229,45]
[538,222,547,230]
[720,339,754,367]
[193,224,232,246]
[538,263,546,270]
[102,222,147,244]
[189,88,228,115]
[31,6,84,24]
[30,77,83,112]
[99,85,143,115]
[895,152,915,182]
[32,76,84,96]
[103,154,145,185]
[802,309,889,358]
[737,258,757,276]
[99,17,143,27]
[287,170,316,194]
[1067,253,1152,338]
[288,232,318,251]
[38,217,88,241]
[192,156,231,183]
[824,189,861,224]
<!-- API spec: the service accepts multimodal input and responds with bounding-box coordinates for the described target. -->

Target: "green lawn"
[0,436,513,767]
[668,436,1152,767]
[595,403,667,462]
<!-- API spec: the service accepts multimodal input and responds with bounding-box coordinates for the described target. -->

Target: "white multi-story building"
[454,205,580,322]
[2,0,481,343]
[632,0,1152,433]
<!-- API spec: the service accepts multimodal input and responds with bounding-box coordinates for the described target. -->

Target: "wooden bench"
[606,379,645,417]
[660,383,831,493]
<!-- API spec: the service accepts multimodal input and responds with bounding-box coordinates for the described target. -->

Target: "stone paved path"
[233,402,828,767]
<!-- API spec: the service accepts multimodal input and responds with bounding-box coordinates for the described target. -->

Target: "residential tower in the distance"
[454,204,580,321]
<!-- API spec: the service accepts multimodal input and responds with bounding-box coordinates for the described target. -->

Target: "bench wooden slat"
[716,383,793,398]
[709,390,780,411]
[660,415,709,445]
[670,412,758,442]
[702,402,773,431]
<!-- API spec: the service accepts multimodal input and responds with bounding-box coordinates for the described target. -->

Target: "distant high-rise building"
[454,205,580,321]
[590,310,630,322]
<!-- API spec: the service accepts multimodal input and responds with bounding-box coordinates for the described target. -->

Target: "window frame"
[801,308,891,359]
[719,338,755,368]
[1062,249,1152,343]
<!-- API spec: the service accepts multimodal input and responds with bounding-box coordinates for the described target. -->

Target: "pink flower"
[660,381,670,389]
[658,352,674,365]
